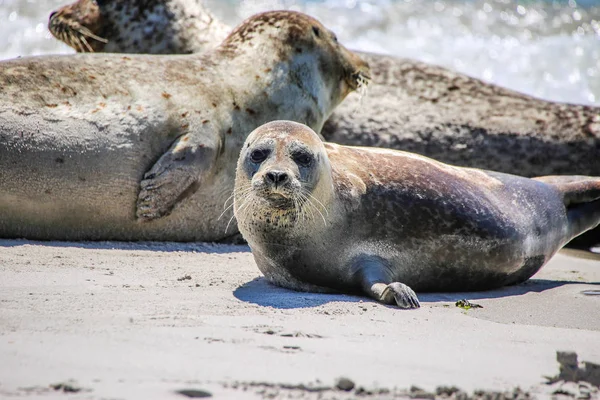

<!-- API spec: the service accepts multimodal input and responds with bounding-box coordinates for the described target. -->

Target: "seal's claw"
[384,282,420,309]
[136,172,196,222]
[135,134,212,222]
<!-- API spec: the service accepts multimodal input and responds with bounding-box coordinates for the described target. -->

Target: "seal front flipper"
[136,133,218,221]
[354,255,421,309]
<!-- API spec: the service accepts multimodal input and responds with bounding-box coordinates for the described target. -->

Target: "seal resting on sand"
[0,11,369,241]
[234,121,600,308]
[48,0,600,177]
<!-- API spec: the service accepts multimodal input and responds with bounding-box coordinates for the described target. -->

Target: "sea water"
[0,0,599,106]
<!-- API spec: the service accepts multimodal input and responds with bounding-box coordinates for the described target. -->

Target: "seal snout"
[48,0,108,53]
[265,170,289,188]
[257,166,297,199]
[344,51,371,92]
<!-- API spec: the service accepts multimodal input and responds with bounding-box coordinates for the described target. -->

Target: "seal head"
[48,0,229,53]
[219,11,370,110]
[235,120,333,234]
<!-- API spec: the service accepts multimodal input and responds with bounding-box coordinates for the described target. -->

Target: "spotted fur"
[48,0,229,54]
[48,0,600,177]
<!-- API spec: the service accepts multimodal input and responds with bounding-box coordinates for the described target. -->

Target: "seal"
[234,121,600,308]
[48,0,229,54]
[47,0,600,248]
[48,0,600,177]
[0,11,370,241]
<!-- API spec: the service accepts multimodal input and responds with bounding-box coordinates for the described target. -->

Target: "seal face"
[48,0,108,52]
[0,11,370,241]
[234,121,600,309]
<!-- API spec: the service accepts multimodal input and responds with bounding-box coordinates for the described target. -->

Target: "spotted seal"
[48,0,229,54]
[48,0,600,177]
[0,11,369,241]
[234,121,600,308]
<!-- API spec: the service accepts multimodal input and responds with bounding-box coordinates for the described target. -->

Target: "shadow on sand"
[234,277,363,309]
[234,276,600,309]
[0,238,251,254]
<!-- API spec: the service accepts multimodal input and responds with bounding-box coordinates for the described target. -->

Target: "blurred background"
[0,0,598,105]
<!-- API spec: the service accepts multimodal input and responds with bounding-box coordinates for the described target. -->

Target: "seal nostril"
[49,11,57,20]
[266,171,288,186]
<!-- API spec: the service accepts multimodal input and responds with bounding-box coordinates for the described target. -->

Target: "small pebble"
[335,377,355,391]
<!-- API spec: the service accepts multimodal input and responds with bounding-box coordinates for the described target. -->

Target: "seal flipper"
[136,133,217,221]
[533,176,600,242]
[354,255,421,309]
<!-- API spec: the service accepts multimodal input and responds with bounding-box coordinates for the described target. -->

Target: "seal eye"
[293,151,313,167]
[250,149,269,163]
[312,26,320,38]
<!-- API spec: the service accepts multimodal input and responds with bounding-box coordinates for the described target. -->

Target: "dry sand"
[0,239,599,399]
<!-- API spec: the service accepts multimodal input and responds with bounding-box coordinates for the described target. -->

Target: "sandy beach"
[0,239,598,399]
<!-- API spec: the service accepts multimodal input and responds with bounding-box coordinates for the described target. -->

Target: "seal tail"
[533,175,600,242]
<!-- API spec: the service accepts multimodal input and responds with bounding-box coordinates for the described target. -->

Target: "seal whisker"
[350,71,371,112]
[356,73,370,100]
[297,194,310,223]
[60,29,71,47]
[299,189,328,225]
[235,195,258,230]
[220,187,252,220]
[296,192,310,223]
[77,26,109,44]
[296,192,315,223]
[299,190,326,226]
[78,34,95,53]
[70,32,86,53]
[228,190,254,233]
[224,186,252,209]
[303,189,329,216]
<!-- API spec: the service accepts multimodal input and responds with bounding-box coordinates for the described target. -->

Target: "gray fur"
[0,11,369,241]
[234,121,600,309]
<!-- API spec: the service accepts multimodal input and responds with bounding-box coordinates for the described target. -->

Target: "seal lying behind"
[234,121,600,309]
[48,0,229,54]
[48,0,600,178]
[0,11,369,241]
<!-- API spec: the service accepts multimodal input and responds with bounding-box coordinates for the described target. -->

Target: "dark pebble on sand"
[410,385,436,399]
[436,385,461,396]
[335,377,355,391]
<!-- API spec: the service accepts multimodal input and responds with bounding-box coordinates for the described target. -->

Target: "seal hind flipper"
[533,176,600,205]
[354,255,421,309]
[136,133,218,221]
[534,176,600,242]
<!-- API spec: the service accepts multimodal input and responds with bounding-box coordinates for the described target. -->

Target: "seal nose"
[265,170,288,187]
